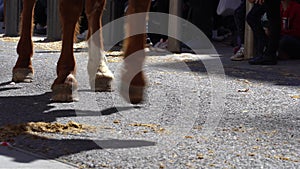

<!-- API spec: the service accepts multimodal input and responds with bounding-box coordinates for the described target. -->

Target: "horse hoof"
[12,68,34,83]
[120,81,145,104]
[51,74,78,102]
[91,69,114,92]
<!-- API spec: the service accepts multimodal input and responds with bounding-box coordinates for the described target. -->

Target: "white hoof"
[90,67,114,92]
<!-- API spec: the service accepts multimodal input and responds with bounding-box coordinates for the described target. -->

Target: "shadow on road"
[0,88,155,163]
[151,58,300,86]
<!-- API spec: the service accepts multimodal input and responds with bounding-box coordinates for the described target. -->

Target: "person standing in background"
[230,0,247,61]
[34,0,47,35]
[246,2,267,62]
[248,0,281,65]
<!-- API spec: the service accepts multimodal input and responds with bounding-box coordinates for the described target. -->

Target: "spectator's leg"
[246,4,267,57]
[148,0,169,44]
[233,0,246,46]
[189,0,214,39]
[248,0,280,65]
[34,0,47,26]
[264,0,281,60]
[79,2,88,34]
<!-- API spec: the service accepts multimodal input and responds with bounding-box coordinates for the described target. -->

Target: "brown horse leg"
[85,0,114,92]
[12,0,36,82]
[121,0,151,104]
[51,0,83,102]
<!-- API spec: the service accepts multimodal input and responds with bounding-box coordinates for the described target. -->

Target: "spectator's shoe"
[248,56,277,65]
[34,24,47,35]
[154,39,168,49]
[146,38,153,47]
[230,47,244,61]
[233,45,241,54]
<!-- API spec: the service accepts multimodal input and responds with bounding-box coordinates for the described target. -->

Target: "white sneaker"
[154,39,168,49]
[230,47,245,61]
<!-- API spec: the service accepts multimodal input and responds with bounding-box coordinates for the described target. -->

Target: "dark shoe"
[248,56,277,65]
[146,38,153,47]
[34,25,47,35]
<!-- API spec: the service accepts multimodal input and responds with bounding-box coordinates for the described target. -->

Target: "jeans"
[148,0,170,44]
[34,0,47,26]
[247,4,267,57]
[234,0,246,45]
[188,0,215,39]
[263,0,281,58]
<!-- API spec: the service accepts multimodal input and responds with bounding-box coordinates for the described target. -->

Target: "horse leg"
[85,0,114,92]
[121,0,151,104]
[13,0,35,82]
[51,0,83,102]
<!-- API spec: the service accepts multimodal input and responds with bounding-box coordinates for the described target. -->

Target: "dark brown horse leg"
[121,0,151,104]
[51,0,83,102]
[85,0,114,92]
[13,0,36,82]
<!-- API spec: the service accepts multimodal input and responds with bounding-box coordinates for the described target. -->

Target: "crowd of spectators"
[231,0,300,65]
[1,0,299,65]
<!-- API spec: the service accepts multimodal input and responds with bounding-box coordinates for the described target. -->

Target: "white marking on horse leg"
[87,37,114,91]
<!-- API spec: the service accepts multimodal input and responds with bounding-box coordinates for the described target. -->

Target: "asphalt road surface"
[0,37,299,168]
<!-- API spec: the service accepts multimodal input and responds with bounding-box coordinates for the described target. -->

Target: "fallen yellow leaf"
[291,95,300,99]
[185,136,194,139]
